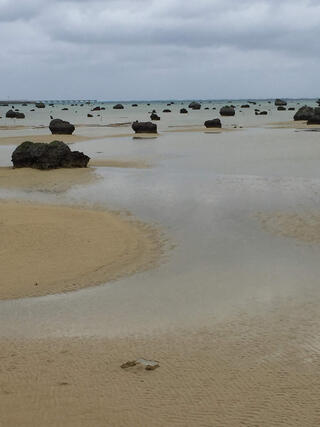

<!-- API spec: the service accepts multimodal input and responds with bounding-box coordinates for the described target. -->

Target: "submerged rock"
[204,118,222,128]
[132,121,157,133]
[12,141,89,169]
[49,119,75,135]
[220,106,235,116]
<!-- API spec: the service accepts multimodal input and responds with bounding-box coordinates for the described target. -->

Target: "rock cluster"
[6,110,25,119]
[12,141,89,169]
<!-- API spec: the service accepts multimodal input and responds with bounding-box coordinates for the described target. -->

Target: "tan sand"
[257,211,320,243]
[0,167,98,192]
[165,126,236,133]
[0,134,95,145]
[0,201,162,299]
[89,159,151,168]
[267,120,320,129]
[0,297,319,427]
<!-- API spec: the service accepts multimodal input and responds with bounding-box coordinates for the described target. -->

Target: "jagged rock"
[275,99,287,106]
[49,119,75,135]
[188,101,201,110]
[294,105,315,121]
[12,141,89,169]
[180,108,188,114]
[132,121,157,133]
[35,102,45,108]
[150,113,160,120]
[220,106,235,116]
[113,104,124,109]
[204,118,222,128]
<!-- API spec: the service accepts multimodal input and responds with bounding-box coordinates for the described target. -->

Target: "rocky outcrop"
[49,119,75,135]
[113,104,124,109]
[188,101,201,110]
[132,121,157,133]
[12,141,89,169]
[294,105,315,121]
[220,106,235,116]
[204,118,221,128]
[275,99,287,106]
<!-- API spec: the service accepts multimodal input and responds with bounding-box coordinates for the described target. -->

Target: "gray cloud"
[0,0,319,99]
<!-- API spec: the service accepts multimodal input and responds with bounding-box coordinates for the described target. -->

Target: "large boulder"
[49,119,75,135]
[15,112,25,119]
[12,141,89,169]
[113,104,124,109]
[132,121,157,134]
[35,102,45,108]
[220,106,235,116]
[204,118,221,128]
[6,110,18,118]
[275,99,287,106]
[294,105,315,121]
[188,101,201,110]
[307,109,320,124]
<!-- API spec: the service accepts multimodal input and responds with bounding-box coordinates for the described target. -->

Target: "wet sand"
[267,120,320,129]
[0,201,162,299]
[1,297,319,427]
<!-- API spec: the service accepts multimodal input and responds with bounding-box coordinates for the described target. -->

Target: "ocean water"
[0,99,320,338]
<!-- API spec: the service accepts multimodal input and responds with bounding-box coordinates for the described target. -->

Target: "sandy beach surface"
[1,100,320,426]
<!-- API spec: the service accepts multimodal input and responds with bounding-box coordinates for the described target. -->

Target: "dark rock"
[87,114,93,117]
[132,121,157,134]
[188,101,201,110]
[294,105,315,121]
[204,118,222,128]
[275,99,287,106]
[180,108,188,114]
[113,104,124,109]
[91,106,101,111]
[12,141,89,169]
[49,119,75,135]
[61,108,69,110]
[220,106,235,116]
[163,109,171,112]
[277,106,286,111]
[6,109,17,118]
[22,103,27,106]
[204,107,209,110]
[35,102,45,108]
[288,107,295,111]
[307,113,320,125]
[30,109,35,111]
[150,113,160,120]
[241,104,250,108]
[15,112,25,119]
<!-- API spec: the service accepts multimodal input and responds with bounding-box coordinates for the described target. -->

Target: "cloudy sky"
[0,0,319,100]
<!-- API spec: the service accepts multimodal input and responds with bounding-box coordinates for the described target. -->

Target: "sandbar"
[0,201,162,299]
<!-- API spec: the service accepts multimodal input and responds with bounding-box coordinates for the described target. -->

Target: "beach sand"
[267,120,320,129]
[0,201,162,299]
[0,297,319,427]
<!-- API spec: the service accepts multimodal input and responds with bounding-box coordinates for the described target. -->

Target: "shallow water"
[1,100,320,338]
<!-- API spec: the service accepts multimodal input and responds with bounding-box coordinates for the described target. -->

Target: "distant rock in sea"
[5,110,25,119]
[150,113,160,120]
[220,106,235,116]
[241,104,250,108]
[49,119,75,135]
[188,101,201,110]
[275,99,287,106]
[132,121,157,133]
[35,102,45,108]
[277,106,286,111]
[204,118,222,128]
[12,141,89,169]
[113,104,124,109]
[163,109,171,112]
[91,106,101,111]
[180,108,188,114]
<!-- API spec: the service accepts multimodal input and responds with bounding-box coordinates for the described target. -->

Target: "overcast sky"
[0,0,319,100]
